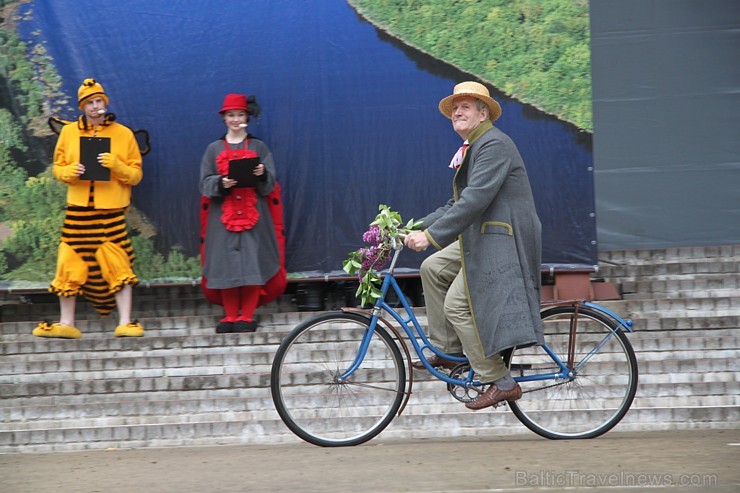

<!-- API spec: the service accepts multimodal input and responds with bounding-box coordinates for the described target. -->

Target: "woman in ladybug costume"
[199,93,284,333]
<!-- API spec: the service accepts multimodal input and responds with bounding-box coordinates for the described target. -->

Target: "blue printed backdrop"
[19,0,596,276]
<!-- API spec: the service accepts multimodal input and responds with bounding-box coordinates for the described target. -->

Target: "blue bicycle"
[271,235,638,446]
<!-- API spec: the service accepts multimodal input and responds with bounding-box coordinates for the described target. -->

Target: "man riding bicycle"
[404,81,544,410]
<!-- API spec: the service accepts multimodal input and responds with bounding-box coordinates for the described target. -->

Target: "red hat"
[219,93,248,114]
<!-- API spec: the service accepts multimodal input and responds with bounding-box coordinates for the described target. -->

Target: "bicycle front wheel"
[508,305,638,439]
[270,312,406,446]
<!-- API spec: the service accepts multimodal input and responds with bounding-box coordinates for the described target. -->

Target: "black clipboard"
[79,137,111,181]
[228,157,260,188]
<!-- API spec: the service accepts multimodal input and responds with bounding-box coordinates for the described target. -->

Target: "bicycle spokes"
[508,305,638,439]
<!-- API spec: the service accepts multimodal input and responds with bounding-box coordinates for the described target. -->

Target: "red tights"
[219,286,260,323]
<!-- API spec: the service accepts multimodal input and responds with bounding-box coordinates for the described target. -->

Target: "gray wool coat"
[421,124,544,357]
[199,138,280,289]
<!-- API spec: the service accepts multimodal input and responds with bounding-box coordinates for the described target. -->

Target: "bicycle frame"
[339,243,634,389]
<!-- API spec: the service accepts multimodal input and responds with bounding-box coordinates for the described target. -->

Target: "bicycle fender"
[583,301,635,332]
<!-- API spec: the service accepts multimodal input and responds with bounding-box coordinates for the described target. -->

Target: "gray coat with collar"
[199,137,280,290]
[421,125,544,357]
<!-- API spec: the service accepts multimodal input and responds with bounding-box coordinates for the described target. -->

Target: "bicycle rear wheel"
[270,312,406,446]
[508,305,638,439]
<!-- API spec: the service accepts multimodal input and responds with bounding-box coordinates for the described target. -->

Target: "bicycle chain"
[521,379,570,394]
[510,365,573,394]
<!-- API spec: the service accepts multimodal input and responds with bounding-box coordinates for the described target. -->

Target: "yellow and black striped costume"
[50,115,143,317]
[51,185,137,317]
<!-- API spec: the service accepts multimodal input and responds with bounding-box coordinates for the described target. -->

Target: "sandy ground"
[1,429,738,493]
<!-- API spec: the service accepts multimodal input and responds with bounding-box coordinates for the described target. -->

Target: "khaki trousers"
[419,241,509,382]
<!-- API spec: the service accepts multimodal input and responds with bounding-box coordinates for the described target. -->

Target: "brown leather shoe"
[465,383,523,410]
[412,354,462,371]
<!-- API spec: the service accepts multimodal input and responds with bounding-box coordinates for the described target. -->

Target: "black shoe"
[233,320,257,333]
[216,321,234,333]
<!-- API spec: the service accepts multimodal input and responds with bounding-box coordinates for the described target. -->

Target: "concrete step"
[0,313,298,338]
[630,315,738,332]
[1,331,735,374]
[10,313,723,344]
[2,368,735,407]
[1,330,288,356]
[2,402,738,453]
[0,308,426,344]
[4,290,736,330]
[0,415,295,453]
[3,297,227,320]
[598,259,739,280]
[0,369,271,399]
[4,296,738,340]
[590,297,739,321]
[1,339,737,382]
[0,342,283,365]
[5,312,728,342]
[0,355,276,384]
[626,331,739,351]
[0,307,733,354]
[0,287,310,323]
[624,287,738,301]
[599,245,738,264]
[0,282,373,321]
[6,390,738,435]
[4,392,737,434]
[619,274,739,298]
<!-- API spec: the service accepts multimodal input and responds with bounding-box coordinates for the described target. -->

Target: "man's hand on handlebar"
[404,231,429,252]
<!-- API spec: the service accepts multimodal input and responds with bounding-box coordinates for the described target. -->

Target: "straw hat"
[438,81,501,122]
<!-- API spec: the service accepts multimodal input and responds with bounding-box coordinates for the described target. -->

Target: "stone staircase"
[1,245,738,453]
[592,245,739,432]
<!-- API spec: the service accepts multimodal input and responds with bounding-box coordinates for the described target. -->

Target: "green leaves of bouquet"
[342,205,423,307]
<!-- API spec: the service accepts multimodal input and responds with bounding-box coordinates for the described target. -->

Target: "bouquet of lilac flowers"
[343,204,423,306]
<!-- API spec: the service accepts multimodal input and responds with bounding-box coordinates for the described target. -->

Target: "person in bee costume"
[33,78,145,339]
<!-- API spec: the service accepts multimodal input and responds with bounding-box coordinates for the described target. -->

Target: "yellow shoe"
[32,322,82,339]
[114,322,144,337]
